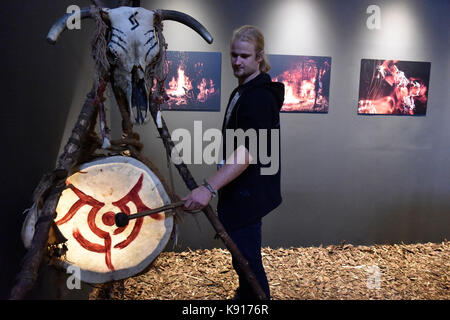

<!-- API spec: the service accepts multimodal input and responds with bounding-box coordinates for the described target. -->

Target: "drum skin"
[55,156,173,283]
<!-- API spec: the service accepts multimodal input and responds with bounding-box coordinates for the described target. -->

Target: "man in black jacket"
[183,25,284,300]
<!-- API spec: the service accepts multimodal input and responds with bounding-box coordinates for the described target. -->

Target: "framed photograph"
[358,59,431,115]
[268,54,332,113]
[162,51,221,112]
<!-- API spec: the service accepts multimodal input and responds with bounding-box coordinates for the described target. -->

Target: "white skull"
[103,7,160,124]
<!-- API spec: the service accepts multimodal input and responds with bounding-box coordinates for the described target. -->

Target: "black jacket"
[218,73,285,231]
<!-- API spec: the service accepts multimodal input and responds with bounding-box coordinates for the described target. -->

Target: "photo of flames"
[269,54,332,113]
[358,59,431,115]
[162,51,221,111]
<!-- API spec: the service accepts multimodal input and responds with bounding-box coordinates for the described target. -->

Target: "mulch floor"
[89,241,449,300]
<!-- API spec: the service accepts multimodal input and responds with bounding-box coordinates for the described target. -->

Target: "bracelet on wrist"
[202,179,217,198]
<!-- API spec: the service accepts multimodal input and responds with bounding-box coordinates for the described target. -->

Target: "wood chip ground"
[89,241,449,300]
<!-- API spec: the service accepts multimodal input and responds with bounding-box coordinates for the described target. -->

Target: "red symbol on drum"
[56,173,163,271]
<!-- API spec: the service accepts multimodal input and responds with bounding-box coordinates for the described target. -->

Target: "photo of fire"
[358,59,431,115]
[269,54,331,113]
[162,51,221,111]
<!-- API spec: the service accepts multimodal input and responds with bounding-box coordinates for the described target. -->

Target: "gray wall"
[1,0,448,298]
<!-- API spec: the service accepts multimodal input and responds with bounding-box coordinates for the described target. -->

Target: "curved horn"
[157,10,213,44]
[47,7,94,44]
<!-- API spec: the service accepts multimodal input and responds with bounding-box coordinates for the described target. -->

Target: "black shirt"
[218,73,285,231]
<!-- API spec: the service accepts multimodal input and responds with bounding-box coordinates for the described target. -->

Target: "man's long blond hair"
[231,25,271,73]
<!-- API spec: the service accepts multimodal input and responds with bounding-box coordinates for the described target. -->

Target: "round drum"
[55,156,173,283]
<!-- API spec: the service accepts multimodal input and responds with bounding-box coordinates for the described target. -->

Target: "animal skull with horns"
[47,5,213,125]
